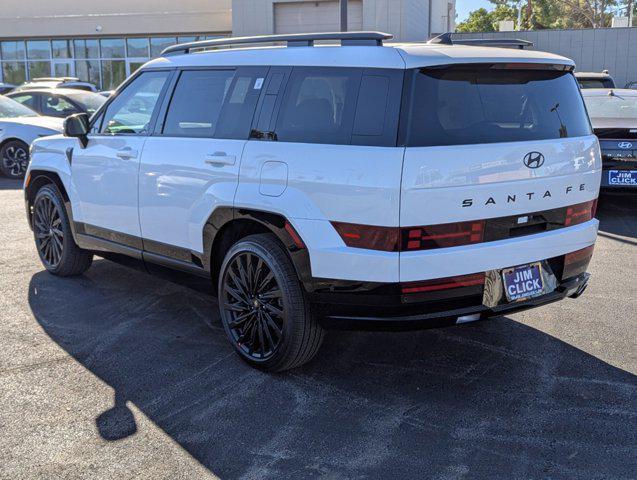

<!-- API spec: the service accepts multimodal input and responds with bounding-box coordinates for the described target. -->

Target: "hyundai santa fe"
[24,32,601,371]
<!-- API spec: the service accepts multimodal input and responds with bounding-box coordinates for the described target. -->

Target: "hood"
[1,115,64,132]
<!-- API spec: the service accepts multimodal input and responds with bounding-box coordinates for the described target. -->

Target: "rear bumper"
[316,272,589,328]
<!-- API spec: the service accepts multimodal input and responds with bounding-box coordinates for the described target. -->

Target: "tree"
[456,5,519,32]
[456,0,631,31]
[456,8,498,32]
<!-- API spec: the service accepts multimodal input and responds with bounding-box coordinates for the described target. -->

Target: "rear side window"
[401,66,592,147]
[9,93,37,110]
[275,67,361,145]
[162,68,263,139]
[163,70,235,137]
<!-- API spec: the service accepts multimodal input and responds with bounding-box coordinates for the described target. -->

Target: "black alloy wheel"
[33,193,64,269]
[218,234,324,372]
[32,184,93,276]
[1,140,29,179]
[221,251,285,361]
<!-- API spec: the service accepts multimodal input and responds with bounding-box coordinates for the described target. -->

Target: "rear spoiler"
[428,33,533,50]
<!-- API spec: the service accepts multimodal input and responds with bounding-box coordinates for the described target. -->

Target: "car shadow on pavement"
[0,177,23,190]
[28,260,636,479]
[597,193,637,241]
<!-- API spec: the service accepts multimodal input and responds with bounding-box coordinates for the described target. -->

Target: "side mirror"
[64,113,89,148]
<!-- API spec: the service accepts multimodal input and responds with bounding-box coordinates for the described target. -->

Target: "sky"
[456,0,493,23]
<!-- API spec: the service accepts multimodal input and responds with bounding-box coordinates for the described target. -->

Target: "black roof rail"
[161,31,393,56]
[428,32,533,49]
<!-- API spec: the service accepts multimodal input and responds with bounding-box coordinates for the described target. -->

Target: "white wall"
[232,0,456,41]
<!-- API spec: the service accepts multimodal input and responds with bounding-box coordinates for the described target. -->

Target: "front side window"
[162,70,235,137]
[100,71,170,135]
[275,67,360,145]
[402,66,592,147]
[41,94,79,117]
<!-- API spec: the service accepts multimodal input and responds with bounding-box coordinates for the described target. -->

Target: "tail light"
[401,273,485,294]
[331,199,597,253]
[563,245,594,279]
[565,199,597,227]
[331,222,400,252]
[284,221,306,249]
[402,221,484,250]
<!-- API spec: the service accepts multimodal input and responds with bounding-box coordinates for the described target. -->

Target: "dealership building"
[0,0,456,89]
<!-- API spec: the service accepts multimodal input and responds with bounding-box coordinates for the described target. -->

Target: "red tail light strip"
[284,221,306,249]
[565,199,597,226]
[331,199,597,252]
[401,273,486,294]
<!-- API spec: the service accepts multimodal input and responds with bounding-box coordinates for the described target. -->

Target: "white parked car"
[0,96,63,178]
[24,32,600,371]
[13,77,98,93]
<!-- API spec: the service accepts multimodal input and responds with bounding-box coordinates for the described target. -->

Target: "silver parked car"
[0,96,63,179]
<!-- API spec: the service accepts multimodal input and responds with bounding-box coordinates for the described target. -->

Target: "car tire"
[218,233,324,372]
[0,140,30,179]
[32,184,93,276]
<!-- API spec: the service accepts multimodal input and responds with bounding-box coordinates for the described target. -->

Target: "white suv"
[24,32,601,371]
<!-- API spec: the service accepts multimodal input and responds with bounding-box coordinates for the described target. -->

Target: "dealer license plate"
[608,170,637,186]
[502,262,544,302]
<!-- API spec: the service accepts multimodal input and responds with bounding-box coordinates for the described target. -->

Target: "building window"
[0,34,221,87]
[126,38,150,58]
[26,41,51,60]
[75,60,101,88]
[101,60,126,91]
[150,37,177,57]
[100,39,126,59]
[2,62,26,85]
[74,39,99,59]
[52,40,72,59]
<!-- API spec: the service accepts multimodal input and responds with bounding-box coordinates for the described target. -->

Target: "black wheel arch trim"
[25,170,78,240]
[204,207,314,290]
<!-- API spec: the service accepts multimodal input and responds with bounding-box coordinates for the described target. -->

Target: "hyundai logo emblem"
[618,142,633,149]
[523,151,545,169]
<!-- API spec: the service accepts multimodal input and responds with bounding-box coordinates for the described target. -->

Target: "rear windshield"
[583,93,637,119]
[401,66,592,147]
[578,79,615,89]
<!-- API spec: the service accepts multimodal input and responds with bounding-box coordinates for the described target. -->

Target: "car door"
[139,66,267,262]
[70,70,172,246]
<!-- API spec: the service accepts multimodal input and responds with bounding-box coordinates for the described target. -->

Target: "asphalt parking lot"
[1,176,635,480]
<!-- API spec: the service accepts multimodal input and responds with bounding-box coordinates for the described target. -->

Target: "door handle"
[204,152,236,167]
[116,147,138,160]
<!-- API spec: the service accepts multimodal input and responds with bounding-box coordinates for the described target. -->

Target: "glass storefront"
[0,34,219,90]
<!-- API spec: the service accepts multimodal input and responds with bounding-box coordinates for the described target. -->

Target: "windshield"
[401,66,592,147]
[64,91,106,114]
[0,96,38,118]
[583,93,637,119]
[578,79,615,89]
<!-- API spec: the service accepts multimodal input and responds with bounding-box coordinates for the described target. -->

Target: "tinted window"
[41,94,79,117]
[584,93,637,119]
[402,66,592,147]
[9,93,37,110]
[163,70,235,137]
[101,71,170,134]
[0,96,37,118]
[63,91,106,114]
[275,67,361,145]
